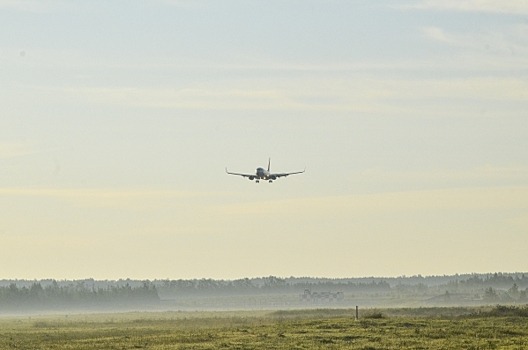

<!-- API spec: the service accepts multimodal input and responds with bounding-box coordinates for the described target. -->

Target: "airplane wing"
[225,168,255,178]
[271,169,305,178]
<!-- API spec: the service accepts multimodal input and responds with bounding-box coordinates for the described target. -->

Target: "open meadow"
[1,306,527,349]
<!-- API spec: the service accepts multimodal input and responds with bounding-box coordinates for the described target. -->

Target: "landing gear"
[256,180,260,183]
[269,180,273,183]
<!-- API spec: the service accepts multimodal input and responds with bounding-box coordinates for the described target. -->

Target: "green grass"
[1,307,527,349]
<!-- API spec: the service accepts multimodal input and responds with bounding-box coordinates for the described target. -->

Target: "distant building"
[300,289,344,303]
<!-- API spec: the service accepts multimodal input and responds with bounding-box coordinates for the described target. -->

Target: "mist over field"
[1,272,527,315]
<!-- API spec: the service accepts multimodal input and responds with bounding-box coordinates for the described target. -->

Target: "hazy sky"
[1,0,527,280]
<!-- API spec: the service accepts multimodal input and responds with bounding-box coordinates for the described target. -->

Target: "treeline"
[154,273,528,297]
[156,277,391,297]
[0,281,159,312]
[447,273,528,289]
[1,273,527,311]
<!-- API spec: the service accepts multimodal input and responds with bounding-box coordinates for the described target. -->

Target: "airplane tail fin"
[267,158,271,172]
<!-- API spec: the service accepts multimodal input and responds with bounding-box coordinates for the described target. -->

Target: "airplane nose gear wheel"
[269,180,273,183]
[256,180,260,183]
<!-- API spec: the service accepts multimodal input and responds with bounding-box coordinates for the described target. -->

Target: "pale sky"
[1,0,527,280]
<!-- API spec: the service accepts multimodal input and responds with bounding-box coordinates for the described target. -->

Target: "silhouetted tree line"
[481,284,528,303]
[156,276,391,297]
[1,273,527,310]
[458,273,528,288]
[154,273,528,296]
[0,281,159,311]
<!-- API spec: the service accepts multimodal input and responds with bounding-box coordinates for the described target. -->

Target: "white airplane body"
[226,159,304,183]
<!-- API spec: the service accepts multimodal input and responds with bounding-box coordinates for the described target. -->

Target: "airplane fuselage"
[256,167,277,181]
[256,167,269,179]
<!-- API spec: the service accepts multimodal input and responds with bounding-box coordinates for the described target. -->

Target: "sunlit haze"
[1,0,527,280]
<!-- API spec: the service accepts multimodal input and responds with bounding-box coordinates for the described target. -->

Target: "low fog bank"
[1,273,527,315]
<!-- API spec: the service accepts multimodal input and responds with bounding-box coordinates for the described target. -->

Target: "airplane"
[226,158,305,183]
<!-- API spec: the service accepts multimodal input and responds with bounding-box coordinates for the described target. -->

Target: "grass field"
[1,307,527,349]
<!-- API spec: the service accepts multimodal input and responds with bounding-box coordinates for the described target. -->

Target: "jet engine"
[248,176,255,180]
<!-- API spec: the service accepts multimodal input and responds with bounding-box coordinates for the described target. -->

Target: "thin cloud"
[402,0,528,15]
[422,24,528,57]
[0,143,38,159]
[378,77,528,102]
[0,187,219,199]
[158,0,209,9]
[0,0,69,13]
[219,186,528,217]
[30,74,527,116]
[0,187,218,209]
[422,27,456,45]
[359,165,528,185]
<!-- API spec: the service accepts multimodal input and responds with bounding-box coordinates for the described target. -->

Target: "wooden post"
[355,305,359,321]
